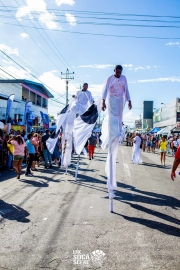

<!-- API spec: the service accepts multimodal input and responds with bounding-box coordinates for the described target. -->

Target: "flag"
[25,101,32,125]
[46,104,69,154]
[46,129,61,154]
[73,98,102,155]
[6,94,14,120]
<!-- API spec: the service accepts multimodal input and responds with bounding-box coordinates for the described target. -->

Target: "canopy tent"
[149,127,160,133]
[49,126,56,131]
[157,126,171,135]
[0,121,4,129]
[171,127,180,134]
[93,128,101,132]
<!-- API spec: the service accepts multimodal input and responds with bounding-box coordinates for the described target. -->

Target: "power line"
[2,12,180,29]
[1,6,180,19]
[1,21,180,40]
[18,0,82,84]
[0,65,17,79]
[0,49,67,102]
[0,2,62,72]
[0,33,72,104]
[1,1,83,84]
[2,13,180,24]
[0,68,65,107]
[15,0,71,70]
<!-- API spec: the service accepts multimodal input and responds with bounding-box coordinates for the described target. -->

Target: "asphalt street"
[0,145,180,270]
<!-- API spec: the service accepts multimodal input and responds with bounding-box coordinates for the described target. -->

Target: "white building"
[153,98,180,129]
[0,79,54,128]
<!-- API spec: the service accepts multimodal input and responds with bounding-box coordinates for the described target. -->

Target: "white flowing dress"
[101,75,131,198]
[132,136,142,164]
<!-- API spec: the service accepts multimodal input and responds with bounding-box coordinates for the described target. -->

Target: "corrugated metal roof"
[0,79,54,98]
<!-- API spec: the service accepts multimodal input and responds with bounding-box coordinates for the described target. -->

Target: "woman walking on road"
[7,135,25,179]
[159,136,168,166]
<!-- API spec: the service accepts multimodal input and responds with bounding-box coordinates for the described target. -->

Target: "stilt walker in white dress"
[101,65,132,212]
[61,83,94,171]
[132,132,142,164]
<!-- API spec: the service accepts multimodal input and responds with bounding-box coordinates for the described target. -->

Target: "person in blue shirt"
[25,133,36,176]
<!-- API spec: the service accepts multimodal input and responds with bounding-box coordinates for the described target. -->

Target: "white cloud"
[0,65,31,79]
[122,64,133,68]
[123,110,138,125]
[39,12,61,30]
[16,0,60,30]
[0,44,18,55]
[65,13,76,26]
[88,83,104,98]
[55,0,75,6]
[2,60,12,64]
[20,33,29,38]
[166,42,180,46]
[128,65,158,72]
[129,76,180,84]
[38,70,77,95]
[79,64,114,69]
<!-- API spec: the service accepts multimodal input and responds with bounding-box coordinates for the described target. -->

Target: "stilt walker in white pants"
[101,65,132,212]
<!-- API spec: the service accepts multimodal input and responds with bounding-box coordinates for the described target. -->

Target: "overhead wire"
[0,50,67,106]
[0,33,71,103]
[18,2,83,86]
[1,5,180,19]
[1,21,180,40]
[2,13,180,24]
[0,1,82,101]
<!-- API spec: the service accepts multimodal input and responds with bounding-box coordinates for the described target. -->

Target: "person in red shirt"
[171,145,180,180]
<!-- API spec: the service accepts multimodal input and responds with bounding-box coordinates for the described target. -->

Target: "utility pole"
[61,68,74,105]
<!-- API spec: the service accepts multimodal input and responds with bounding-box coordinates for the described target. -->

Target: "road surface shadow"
[93,159,106,162]
[113,212,180,237]
[117,182,180,209]
[68,171,107,193]
[0,199,30,222]
[122,201,180,225]
[20,179,49,187]
[142,162,172,169]
[0,170,26,182]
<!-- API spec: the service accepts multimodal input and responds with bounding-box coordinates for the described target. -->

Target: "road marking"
[120,147,152,268]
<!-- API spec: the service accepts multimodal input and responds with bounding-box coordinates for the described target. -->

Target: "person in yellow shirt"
[7,135,14,171]
[159,136,168,166]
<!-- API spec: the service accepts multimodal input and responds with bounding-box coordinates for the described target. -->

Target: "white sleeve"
[75,91,79,99]
[124,76,131,101]
[102,76,111,100]
[88,91,94,104]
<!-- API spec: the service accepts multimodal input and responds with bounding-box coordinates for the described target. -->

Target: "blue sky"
[0,0,180,126]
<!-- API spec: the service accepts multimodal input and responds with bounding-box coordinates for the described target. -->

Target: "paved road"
[0,145,180,270]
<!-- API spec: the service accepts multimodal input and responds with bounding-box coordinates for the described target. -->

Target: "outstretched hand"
[128,100,132,110]
[171,172,176,181]
[102,100,106,111]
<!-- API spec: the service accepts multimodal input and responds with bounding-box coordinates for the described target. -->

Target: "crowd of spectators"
[0,128,103,179]
[0,128,62,179]
[125,132,180,166]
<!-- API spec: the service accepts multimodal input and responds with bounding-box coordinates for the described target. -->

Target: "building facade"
[0,79,54,129]
[153,98,180,128]
[143,101,153,130]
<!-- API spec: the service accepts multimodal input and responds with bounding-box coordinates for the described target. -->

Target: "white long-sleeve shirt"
[76,90,94,106]
[102,75,130,101]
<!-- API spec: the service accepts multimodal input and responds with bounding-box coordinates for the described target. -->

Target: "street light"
[161,103,166,107]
